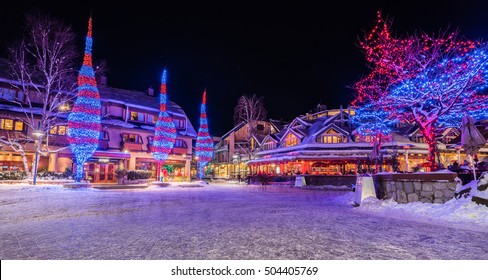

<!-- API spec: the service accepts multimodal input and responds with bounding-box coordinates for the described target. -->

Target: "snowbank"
[344,192,488,232]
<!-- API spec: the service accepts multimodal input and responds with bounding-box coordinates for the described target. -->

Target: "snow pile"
[0,183,65,192]
[474,172,488,199]
[140,125,155,131]
[456,179,477,194]
[356,195,488,230]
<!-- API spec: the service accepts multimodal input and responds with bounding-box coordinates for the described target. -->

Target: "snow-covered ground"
[0,183,487,259]
[339,191,488,232]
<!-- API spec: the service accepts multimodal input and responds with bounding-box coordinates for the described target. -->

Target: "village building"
[246,107,488,176]
[0,64,196,182]
[212,119,285,179]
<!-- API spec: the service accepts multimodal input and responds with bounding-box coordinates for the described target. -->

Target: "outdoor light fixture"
[454,145,462,163]
[32,129,45,186]
[402,145,413,172]
[58,103,70,111]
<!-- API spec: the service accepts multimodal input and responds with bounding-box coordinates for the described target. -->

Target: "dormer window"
[317,129,347,144]
[283,133,298,147]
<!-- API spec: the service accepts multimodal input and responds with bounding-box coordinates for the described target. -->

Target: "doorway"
[84,163,115,183]
[97,163,115,183]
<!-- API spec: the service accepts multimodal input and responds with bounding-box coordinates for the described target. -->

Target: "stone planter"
[373,172,458,204]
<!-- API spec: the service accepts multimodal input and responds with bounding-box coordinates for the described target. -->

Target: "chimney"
[147,86,154,96]
[100,76,108,86]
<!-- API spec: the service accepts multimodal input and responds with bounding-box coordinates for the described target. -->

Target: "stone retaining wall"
[373,173,458,204]
[248,175,356,187]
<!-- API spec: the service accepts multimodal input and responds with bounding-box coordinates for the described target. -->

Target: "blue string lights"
[152,69,177,179]
[67,17,101,181]
[195,90,213,179]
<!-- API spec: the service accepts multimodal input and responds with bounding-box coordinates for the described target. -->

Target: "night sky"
[1,1,487,135]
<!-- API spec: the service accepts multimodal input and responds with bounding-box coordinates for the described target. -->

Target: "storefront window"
[1,119,24,131]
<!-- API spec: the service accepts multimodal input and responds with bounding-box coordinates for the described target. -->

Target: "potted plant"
[115,168,127,185]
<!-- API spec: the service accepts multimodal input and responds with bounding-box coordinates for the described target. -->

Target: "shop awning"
[248,155,379,164]
[92,151,131,159]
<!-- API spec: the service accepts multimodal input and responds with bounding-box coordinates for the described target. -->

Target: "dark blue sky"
[1,1,486,135]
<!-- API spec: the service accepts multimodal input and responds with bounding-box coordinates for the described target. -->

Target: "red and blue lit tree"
[383,49,488,169]
[354,12,488,171]
[352,104,396,143]
[195,90,213,179]
[67,17,101,181]
[152,69,176,180]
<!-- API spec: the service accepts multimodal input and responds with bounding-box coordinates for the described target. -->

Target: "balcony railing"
[121,141,144,152]
[147,143,187,155]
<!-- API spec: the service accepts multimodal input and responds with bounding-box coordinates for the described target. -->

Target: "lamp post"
[32,129,44,186]
[455,145,461,164]
[403,145,411,173]
[233,154,240,181]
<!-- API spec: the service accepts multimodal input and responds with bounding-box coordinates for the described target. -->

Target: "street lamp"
[402,144,413,173]
[32,129,44,185]
[233,154,240,181]
[455,145,461,163]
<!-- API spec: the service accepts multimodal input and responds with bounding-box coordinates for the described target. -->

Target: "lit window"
[2,119,13,130]
[284,133,298,147]
[57,126,66,135]
[130,111,146,122]
[318,129,346,144]
[49,125,67,135]
[14,121,24,131]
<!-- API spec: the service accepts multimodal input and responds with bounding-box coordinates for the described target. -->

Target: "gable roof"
[220,121,246,140]
[252,134,267,145]
[288,117,312,129]
[261,134,279,144]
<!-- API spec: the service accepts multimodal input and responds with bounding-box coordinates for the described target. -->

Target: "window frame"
[121,133,142,143]
[0,118,25,132]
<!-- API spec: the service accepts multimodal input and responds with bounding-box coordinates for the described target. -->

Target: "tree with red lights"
[354,12,488,171]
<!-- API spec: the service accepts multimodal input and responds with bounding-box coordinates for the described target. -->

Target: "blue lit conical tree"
[152,69,177,180]
[67,17,101,182]
[195,90,213,179]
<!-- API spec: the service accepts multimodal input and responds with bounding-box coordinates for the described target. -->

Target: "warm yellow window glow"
[50,125,67,135]
[3,119,13,130]
[57,126,66,135]
[14,121,24,131]
[284,133,298,147]
[318,129,346,144]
